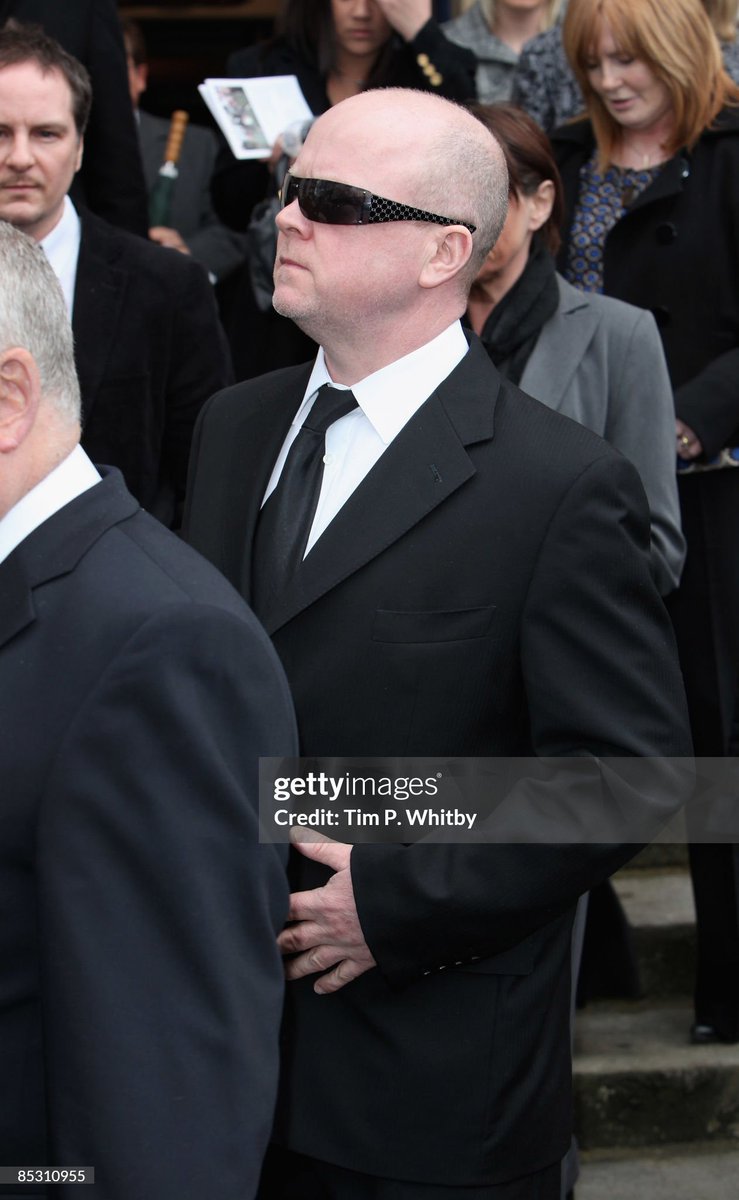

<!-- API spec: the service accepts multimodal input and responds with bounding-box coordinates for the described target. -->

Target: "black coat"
[553,112,739,757]
[74,209,233,524]
[1,468,295,1198]
[183,338,691,1185]
[553,110,739,456]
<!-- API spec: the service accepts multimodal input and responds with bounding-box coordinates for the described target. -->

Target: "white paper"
[198,75,313,160]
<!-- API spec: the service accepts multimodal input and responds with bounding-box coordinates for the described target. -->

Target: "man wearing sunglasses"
[184,90,690,1199]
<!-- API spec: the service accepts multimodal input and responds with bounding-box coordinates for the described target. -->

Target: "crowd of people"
[0,0,736,1197]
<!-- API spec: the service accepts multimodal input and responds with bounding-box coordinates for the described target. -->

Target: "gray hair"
[0,221,80,422]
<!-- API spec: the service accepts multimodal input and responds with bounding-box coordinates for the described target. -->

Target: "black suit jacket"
[1,0,148,234]
[74,209,232,523]
[0,468,296,1200]
[183,338,691,1186]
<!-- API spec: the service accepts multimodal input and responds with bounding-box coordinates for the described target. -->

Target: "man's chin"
[272,292,313,334]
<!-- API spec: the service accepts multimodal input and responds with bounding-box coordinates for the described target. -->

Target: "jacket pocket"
[372,606,496,644]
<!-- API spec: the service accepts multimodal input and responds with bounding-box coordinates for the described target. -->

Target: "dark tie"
[251,383,358,613]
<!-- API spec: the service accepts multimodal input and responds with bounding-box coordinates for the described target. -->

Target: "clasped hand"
[278,829,377,994]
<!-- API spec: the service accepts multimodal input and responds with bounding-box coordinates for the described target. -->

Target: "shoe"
[690,1022,738,1044]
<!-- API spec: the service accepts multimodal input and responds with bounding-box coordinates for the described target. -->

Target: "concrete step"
[573,998,739,1149]
[612,867,695,997]
[629,840,688,869]
[577,1142,739,1200]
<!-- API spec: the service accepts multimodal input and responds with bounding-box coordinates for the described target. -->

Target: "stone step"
[612,867,695,997]
[577,1142,739,1200]
[628,840,688,869]
[573,998,739,1149]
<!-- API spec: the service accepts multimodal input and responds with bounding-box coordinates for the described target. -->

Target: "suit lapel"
[520,280,598,412]
[259,338,498,634]
[0,555,36,651]
[72,214,127,423]
[0,470,138,651]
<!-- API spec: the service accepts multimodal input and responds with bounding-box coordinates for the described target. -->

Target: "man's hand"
[149,226,191,255]
[374,0,432,42]
[278,829,377,994]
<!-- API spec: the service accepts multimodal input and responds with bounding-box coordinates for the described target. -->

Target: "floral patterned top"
[564,155,661,292]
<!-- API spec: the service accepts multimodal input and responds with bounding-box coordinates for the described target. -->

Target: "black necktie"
[252,384,358,613]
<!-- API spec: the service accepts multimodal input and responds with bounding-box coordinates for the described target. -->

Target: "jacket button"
[656,222,677,244]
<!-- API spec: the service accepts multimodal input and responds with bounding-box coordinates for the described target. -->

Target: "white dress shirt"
[263,321,469,554]
[40,195,82,317]
[0,445,100,566]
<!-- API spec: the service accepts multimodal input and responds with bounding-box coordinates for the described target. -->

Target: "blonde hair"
[563,0,739,170]
[479,0,564,33]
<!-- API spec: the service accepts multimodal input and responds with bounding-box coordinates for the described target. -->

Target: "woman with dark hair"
[552,0,739,1045]
[467,102,684,596]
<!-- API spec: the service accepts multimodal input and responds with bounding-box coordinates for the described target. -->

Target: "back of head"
[563,0,739,160]
[0,221,80,424]
[469,102,564,255]
[0,19,92,137]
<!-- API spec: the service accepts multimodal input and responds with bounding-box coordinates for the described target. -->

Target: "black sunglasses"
[280,173,476,234]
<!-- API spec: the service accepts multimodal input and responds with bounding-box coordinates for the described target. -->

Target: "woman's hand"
[374,0,432,42]
[676,419,703,460]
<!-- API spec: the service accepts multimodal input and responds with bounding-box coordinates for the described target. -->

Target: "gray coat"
[519,275,685,595]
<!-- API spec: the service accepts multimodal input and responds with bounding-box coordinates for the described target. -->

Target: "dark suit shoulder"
[201,362,314,423]
[494,376,629,481]
[79,209,212,288]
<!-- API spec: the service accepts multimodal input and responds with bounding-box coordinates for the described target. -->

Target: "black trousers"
[258,1147,561,1200]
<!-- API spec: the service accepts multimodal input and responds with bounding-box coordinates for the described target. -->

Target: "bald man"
[184,90,691,1199]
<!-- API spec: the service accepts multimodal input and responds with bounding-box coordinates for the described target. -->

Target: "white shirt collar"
[0,444,101,566]
[40,195,82,318]
[300,321,469,444]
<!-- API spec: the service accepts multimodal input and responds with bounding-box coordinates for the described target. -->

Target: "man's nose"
[5,132,34,169]
[275,197,311,236]
[351,0,374,19]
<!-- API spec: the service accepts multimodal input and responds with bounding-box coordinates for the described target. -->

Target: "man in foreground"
[0,220,295,1198]
[184,90,691,1198]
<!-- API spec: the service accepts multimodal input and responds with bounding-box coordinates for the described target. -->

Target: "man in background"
[122,16,249,287]
[0,21,232,526]
[1,0,148,232]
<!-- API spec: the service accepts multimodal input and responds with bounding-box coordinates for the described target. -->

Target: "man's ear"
[418,227,474,290]
[0,347,41,453]
[75,134,84,174]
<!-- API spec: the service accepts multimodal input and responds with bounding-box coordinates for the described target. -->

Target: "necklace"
[619,136,666,170]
